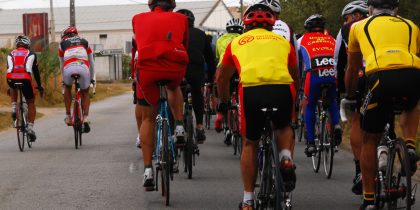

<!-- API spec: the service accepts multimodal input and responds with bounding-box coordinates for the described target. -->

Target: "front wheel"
[16,104,25,152]
[323,115,334,179]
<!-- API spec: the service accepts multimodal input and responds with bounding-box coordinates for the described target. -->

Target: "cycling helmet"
[226,18,245,34]
[243,3,276,29]
[367,0,399,9]
[342,1,369,18]
[62,26,78,39]
[177,9,195,27]
[15,35,31,48]
[148,0,176,11]
[258,0,281,14]
[304,14,326,32]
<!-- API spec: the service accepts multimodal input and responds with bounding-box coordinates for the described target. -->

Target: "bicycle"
[310,84,336,179]
[228,78,242,156]
[295,88,305,143]
[203,82,213,130]
[70,74,83,149]
[153,80,176,206]
[180,83,199,179]
[255,108,291,210]
[341,98,417,210]
[13,82,32,152]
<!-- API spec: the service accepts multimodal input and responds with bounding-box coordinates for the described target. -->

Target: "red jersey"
[132,7,189,72]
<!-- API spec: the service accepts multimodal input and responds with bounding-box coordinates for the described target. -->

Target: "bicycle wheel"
[185,111,194,179]
[22,102,32,148]
[73,101,80,149]
[323,115,334,179]
[297,105,304,142]
[386,139,412,210]
[161,120,171,206]
[312,108,322,173]
[16,102,25,152]
[270,138,284,209]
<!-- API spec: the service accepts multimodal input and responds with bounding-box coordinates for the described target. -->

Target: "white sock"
[27,123,34,129]
[279,149,292,161]
[243,191,254,202]
[11,102,17,112]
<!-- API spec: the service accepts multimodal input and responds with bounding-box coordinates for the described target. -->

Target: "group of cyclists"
[4,0,419,209]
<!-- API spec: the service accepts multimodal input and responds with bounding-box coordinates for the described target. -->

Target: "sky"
[0,0,256,9]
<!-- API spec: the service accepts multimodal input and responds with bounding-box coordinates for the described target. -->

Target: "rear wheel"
[186,112,194,179]
[161,120,171,206]
[323,115,334,178]
[16,102,25,152]
[312,109,322,173]
[386,139,412,210]
[73,102,80,149]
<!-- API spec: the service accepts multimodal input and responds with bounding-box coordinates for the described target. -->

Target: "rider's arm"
[6,53,13,73]
[31,54,42,88]
[203,33,216,82]
[183,18,189,51]
[288,44,300,92]
[87,49,95,81]
[334,30,347,94]
[216,43,235,102]
[346,28,363,97]
[131,37,137,79]
[58,43,64,76]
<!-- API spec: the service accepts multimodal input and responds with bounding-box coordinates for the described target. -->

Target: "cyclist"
[334,0,369,195]
[345,0,420,209]
[298,14,342,157]
[59,26,95,133]
[131,37,141,148]
[217,3,299,209]
[176,8,216,143]
[214,18,244,144]
[6,35,43,141]
[132,0,189,191]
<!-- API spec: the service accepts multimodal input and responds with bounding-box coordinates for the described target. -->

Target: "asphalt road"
[0,93,418,210]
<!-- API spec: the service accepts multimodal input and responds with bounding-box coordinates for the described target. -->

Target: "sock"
[243,191,254,203]
[355,160,361,175]
[27,123,34,129]
[363,192,375,206]
[405,139,416,150]
[280,149,292,162]
[175,120,183,126]
[144,164,152,170]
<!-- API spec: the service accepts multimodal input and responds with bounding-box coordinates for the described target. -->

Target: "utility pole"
[50,0,56,42]
[70,0,76,26]
[240,0,243,19]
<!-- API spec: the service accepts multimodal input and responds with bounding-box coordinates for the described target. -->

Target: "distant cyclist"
[214,18,244,143]
[345,0,420,209]
[59,26,95,133]
[132,0,189,191]
[217,3,299,209]
[334,0,369,195]
[6,35,43,141]
[298,14,342,156]
[176,8,216,143]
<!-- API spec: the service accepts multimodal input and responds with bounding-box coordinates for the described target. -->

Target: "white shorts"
[63,64,91,90]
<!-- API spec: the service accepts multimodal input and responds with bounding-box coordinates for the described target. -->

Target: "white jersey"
[273,20,292,41]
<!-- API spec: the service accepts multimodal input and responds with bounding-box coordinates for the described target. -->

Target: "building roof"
[0,1,223,34]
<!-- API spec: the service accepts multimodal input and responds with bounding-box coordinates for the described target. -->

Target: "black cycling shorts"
[240,84,293,141]
[7,79,35,100]
[360,69,420,133]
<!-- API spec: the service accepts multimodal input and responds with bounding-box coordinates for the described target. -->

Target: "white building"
[0,0,233,52]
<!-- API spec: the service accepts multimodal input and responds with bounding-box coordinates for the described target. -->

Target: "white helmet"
[226,18,244,32]
[15,35,31,48]
[341,0,368,18]
[259,0,281,14]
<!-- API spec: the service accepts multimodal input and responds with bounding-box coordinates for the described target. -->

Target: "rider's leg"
[360,132,381,206]
[139,103,157,167]
[166,86,184,123]
[64,85,72,116]
[304,77,319,146]
[240,138,258,201]
[399,104,419,146]
[27,98,36,124]
[81,88,90,119]
[186,71,205,129]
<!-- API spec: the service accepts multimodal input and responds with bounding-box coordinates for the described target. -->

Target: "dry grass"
[0,111,44,132]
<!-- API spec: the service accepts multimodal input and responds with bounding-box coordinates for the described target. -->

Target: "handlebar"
[340,98,356,123]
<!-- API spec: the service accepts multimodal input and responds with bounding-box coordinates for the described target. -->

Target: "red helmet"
[243,3,276,28]
[62,26,78,39]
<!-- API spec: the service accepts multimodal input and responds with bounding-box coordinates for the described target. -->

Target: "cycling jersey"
[222,28,295,87]
[6,47,42,99]
[216,33,240,67]
[348,15,420,74]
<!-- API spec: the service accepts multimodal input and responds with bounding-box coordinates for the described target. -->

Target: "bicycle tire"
[270,138,284,210]
[312,107,322,173]
[73,101,80,149]
[323,115,334,179]
[161,120,171,206]
[16,98,25,152]
[297,107,304,142]
[186,112,194,179]
[386,139,412,210]
[256,139,272,210]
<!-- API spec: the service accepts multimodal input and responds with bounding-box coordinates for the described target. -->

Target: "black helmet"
[177,9,195,27]
[148,0,176,11]
[367,0,399,9]
[304,14,326,32]
[15,35,31,48]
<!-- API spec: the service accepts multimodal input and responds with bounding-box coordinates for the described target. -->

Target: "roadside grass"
[0,82,131,131]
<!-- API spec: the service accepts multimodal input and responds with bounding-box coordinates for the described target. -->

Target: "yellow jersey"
[348,14,420,75]
[222,28,295,87]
